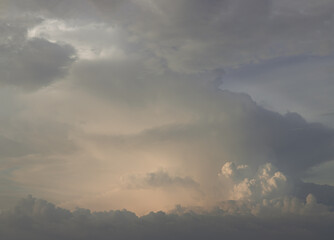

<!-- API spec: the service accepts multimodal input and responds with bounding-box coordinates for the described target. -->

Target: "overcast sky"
[0,0,334,239]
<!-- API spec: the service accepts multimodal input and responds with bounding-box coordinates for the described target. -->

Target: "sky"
[0,0,334,239]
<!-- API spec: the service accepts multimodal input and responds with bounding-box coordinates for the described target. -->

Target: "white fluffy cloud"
[220,162,288,201]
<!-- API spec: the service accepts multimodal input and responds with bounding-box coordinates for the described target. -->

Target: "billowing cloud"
[219,162,288,201]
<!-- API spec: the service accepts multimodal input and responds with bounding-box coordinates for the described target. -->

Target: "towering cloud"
[0,1,334,238]
[220,162,288,201]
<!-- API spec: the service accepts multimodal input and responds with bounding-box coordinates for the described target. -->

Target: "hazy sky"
[0,0,334,239]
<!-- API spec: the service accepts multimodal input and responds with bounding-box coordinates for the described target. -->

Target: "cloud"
[87,0,334,72]
[0,17,76,90]
[6,0,98,20]
[216,194,330,217]
[1,196,334,240]
[3,84,333,212]
[294,182,334,208]
[0,0,333,215]
[122,170,200,190]
[7,0,334,73]
[219,162,288,201]
[0,135,29,158]
[0,38,76,90]
[221,55,334,127]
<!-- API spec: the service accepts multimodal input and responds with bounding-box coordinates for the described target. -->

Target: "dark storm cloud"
[15,0,333,127]
[102,0,334,73]
[1,196,334,240]
[0,16,76,90]
[0,38,76,90]
[8,0,334,72]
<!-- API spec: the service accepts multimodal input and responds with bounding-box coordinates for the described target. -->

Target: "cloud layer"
[1,196,334,240]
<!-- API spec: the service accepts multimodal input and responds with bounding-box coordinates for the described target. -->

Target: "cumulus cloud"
[220,162,288,201]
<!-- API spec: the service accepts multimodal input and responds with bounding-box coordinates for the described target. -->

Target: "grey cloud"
[10,0,333,125]
[145,171,198,188]
[1,196,334,240]
[0,33,331,208]
[0,16,40,45]
[71,58,163,108]
[89,91,334,179]
[295,182,334,209]
[17,0,334,128]
[8,0,98,20]
[0,16,76,90]
[221,55,334,126]
[0,37,76,90]
[78,85,334,208]
[321,112,334,117]
[123,170,199,190]
[1,0,334,215]
[215,194,331,217]
[0,135,29,158]
[8,0,334,72]
[101,0,334,73]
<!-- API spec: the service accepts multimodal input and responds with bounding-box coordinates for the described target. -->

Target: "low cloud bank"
[1,195,334,240]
